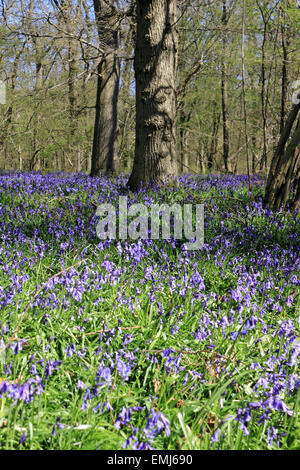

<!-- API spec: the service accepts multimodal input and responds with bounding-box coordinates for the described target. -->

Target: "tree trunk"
[91,0,120,176]
[27,0,44,172]
[32,59,43,171]
[197,143,206,174]
[127,0,178,190]
[280,1,288,134]
[291,163,300,212]
[264,103,300,210]
[178,104,190,173]
[67,29,78,146]
[241,0,252,192]
[118,21,134,170]
[251,135,256,174]
[256,1,273,172]
[208,102,220,171]
[260,22,267,171]
[221,0,230,173]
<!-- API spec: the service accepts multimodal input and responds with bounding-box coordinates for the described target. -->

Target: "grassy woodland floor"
[0,172,299,450]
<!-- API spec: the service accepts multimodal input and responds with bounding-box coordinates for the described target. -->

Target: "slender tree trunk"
[197,143,206,174]
[178,104,190,173]
[241,0,252,192]
[27,0,44,171]
[256,1,270,171]
[179,117,186,173]
[208,102,220,171]
[280,1,288,134]
[67,35,78,141]
[260,24,267,171]
[91,0,120,176]
[127,0,178,190]
[221,0,230,172]
[33,59,43,171]
[119,22,134,169]
[251,135,256,174]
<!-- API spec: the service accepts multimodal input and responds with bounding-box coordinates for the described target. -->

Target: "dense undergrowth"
[0,171,299,450]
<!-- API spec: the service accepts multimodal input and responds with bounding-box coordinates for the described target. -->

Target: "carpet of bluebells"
[0,171,299,450]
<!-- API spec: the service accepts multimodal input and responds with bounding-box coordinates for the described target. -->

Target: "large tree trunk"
[127,0,178,191]
[291,164,300,212]
[91,0,120,176]
[264,103,300,211]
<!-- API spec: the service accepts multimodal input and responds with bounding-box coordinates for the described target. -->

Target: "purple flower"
[211,429,220,443]
[266,397,293,416]
[143,409,171,441]
[20,433,27,443]
[116,358,131,381]
[44,360,62,379]
[51,417,64,436]
[115,407,132,429]
[65,343,76,357]
[95,366,112,386]
[267,426,278,447]
[77,380,86,390]
[10,340,25,355]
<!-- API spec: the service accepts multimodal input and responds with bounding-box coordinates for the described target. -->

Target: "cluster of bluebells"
[115,406,171,450]
[0,171,299,449]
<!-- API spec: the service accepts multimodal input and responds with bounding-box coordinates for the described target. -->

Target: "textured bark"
[127,0,178,190]
[0,39,23,168]
[291,164,300,212]
[264,103,300,210]
[91,0,120,176]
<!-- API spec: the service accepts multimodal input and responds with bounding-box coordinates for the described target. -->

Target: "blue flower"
[20,433,27,444]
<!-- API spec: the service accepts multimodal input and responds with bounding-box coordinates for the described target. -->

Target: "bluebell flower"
[211,429,220,443]
[19,433,27,444]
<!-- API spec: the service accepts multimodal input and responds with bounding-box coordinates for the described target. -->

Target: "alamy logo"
[96,197,204,250]
[0,339,5,365]
[0,80,6,104]
[291,80,300,105]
